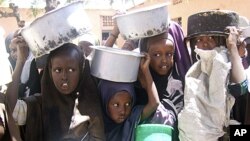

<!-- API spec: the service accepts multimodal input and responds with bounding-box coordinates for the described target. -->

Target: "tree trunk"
[45,0,60,13]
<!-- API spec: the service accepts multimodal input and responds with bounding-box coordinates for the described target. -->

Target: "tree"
[45,0,60,13]
[0,2,25,27]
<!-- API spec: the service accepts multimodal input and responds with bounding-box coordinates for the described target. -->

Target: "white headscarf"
[0,27,12,86]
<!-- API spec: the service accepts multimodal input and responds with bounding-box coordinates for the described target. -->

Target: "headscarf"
[5,32,14,54]
[168,21,192,80]
[4,32,16,69]
[24,43,105,141]
[98,80,143,141]
[139,21,191,81]
[140,32,174,52]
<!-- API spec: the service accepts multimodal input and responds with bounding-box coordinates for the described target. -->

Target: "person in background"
[7,29,41,98]
[5,32,16,69]
[231,15,250,125]
[98,52,159,141]
[0,26,22,141]
[6,37,105,141]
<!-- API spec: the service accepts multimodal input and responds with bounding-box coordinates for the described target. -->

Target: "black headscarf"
[24,43,105,141]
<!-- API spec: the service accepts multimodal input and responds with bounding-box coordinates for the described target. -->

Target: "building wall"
[168,0,250,35]
[85,9,125,47]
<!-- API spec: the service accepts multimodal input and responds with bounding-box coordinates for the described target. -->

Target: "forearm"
[6,60,25,113]
[141,73,159,121]
[0,126,4,140]
[229,47,246,83]
[104,27,119,47]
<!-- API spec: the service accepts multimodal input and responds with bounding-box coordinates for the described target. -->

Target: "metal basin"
[113,3,169,40]
[21,1,92,57]
[186,10,239,39]
[90,46,144,82]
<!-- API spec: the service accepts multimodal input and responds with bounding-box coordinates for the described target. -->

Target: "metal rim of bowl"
[90,46,145,57]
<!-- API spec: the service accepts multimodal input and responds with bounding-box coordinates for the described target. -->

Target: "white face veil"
[194,46,229,75]
[178,46,235,141]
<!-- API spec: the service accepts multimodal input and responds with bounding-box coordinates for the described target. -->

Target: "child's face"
[148,39,175,76]
[195,36,217,50]
[50,53,80,95]
[108,91,132,124]
[9,44,17,61]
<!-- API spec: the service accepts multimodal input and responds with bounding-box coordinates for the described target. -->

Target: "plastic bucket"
[135,124,173,141]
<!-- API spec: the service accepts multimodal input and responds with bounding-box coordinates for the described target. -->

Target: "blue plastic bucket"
[135,124,173,141]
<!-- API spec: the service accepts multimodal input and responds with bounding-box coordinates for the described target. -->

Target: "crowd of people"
[0,3,250,141]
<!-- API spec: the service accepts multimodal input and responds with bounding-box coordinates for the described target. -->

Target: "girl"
[136,31,185,141]
[6,39,105,141]
[98,53,160,141]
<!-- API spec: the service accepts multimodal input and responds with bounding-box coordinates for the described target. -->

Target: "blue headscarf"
[99,80,143,141]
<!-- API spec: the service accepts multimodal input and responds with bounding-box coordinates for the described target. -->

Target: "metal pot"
[21,1,92,57]
[90,46,144,82]
[114,3,169,40]
[186,10,239,39]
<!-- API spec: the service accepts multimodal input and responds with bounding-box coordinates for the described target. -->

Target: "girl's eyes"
[196,36,213,42]
[113,103,118,107]
[166,53,174,57]
[112,102,131,107]
[125,102,131,107]
[154,53,160,57]
[55,68,61,73]
[154,53,173,57]
[54,68,74,73]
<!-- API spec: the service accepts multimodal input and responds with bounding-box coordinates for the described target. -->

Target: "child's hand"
[225,26,239,51]
[111,10,125,37]
[138,53,151,89]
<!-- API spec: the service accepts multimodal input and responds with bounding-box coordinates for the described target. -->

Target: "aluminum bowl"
[113,3,169,40]
[21,1,92,57]
[90,46,144,82]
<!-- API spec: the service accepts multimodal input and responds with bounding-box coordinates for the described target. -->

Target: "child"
[0,26,22,141]
[178,10,248,141]
[6,29,41,98]
[6,38,105,141]
[136,31,186,141]
[98,53,160,141]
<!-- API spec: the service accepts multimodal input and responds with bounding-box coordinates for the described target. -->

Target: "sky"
[1,0,146,9]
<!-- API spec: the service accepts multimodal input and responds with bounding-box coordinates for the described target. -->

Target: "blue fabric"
[98,80,144,141]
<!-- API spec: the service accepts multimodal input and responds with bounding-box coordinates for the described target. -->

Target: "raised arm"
[226,26,246,83]
[138,53,160,121]
[104,19,120,47]
[6,36,29,113]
